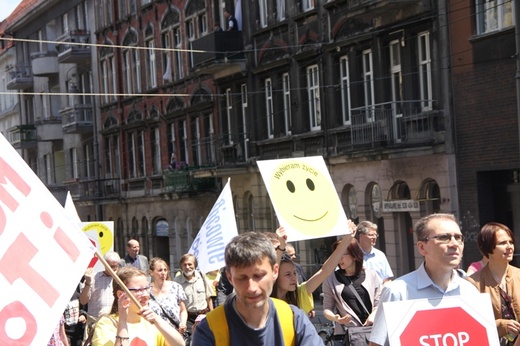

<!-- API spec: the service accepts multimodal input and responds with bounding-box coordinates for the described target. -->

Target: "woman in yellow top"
[91,266,185,346]
[271,225,355,316]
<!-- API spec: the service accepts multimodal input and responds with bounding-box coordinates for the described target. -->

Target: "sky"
[1,0,23,22]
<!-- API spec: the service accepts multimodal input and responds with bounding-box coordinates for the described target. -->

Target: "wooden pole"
[95,250,143,309]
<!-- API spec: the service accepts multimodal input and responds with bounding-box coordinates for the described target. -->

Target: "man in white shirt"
[368,213,482,346]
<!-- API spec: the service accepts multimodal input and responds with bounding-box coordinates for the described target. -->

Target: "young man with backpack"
[191,232,322,345]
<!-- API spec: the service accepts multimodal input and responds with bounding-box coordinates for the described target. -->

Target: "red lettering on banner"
[40,212,81,262]
[0,157,31,212]
[0,206,5,237]
[0,233,59,307]
[0,301,37,345]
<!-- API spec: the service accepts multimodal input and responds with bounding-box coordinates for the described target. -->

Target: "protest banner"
[384,294,499,346]
[189,178,238,274]
[257,156,350,241]
[0,133,95,345]
[65,192,114,271]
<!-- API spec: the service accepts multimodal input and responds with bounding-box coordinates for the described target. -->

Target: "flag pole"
[95,250,143,309]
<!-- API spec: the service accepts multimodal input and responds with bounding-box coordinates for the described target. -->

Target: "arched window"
[341,184,358,221]
[418,179,441,215]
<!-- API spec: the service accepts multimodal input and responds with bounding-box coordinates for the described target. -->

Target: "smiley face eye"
[286,180,295,193]
[99,231,104,238]
[306,179,315,191]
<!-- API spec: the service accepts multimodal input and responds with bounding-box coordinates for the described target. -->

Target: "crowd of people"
[50,213,518,346]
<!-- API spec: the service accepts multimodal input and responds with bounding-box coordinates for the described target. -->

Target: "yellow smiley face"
[83,222,113,255]
[269,160,341,235]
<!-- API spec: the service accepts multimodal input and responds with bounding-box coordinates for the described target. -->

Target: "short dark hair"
[415,213,457,241]
[225,232,276,269]
[478,222,514,258]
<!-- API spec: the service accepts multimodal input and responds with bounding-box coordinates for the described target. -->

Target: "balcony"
[66,178,121,201]
[191,31,246,78]
[8,125,37,149]
[332,101,443,152]
[163,166,217,193]
[57,30,91,64]
[31,51,59,76]
[60,104,93,134]
[6,65,33,90]
[35,115,63,141]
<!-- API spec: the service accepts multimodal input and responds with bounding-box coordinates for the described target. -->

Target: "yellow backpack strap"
[205,305,229,346]
[271,298,295,346]
[206,299,295,346]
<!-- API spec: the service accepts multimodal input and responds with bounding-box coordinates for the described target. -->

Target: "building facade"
[2,0,477,277]
[449,0,519,266]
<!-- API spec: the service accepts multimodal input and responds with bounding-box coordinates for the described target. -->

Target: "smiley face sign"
[258,156,350,241]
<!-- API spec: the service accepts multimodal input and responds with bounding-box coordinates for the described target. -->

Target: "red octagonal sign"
[400,307,489,346]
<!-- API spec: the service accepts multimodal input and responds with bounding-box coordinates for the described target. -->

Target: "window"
[282,73,291,135]
[302,0,314,12]
[146,39,157,88]
[476,0,513,34]
[362,49,375,121]
[44,154,53,184]
[174,28,183,79]
[70,148,79,179]
[179,120,189,164]
[169,122,177,166]
[265,78,274,138]
[259,0,268,28]
[417,32,432,111]
[162,31,172,82]
[127,131,145,178]
[240,84,249,159]
[62,13,69,34]
[277,0,285,21]
[339,56,351,125]
[120,0,136,18]
[123,51,131,94]
[225,89,233,145]
[151,127,161,174]
[133,49,141,92]
[198,13,207,34]
[191,117,201,165]
[104,137,113,178]
[97,0,112,30]
[84,143,94,179]
[307,65,321,130]
[100,47,116,104]
[390,40,403,116]
[186,20,195,67]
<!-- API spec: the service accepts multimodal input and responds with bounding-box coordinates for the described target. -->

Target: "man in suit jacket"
[121,239,150,281]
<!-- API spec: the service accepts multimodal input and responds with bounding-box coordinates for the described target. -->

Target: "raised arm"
[304,221,356,295]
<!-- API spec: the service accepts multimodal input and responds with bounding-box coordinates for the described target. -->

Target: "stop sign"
[400,307,489,346]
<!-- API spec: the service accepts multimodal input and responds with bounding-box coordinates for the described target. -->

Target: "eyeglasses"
[366,233,379,238]
[127,285,152,295]
[422,233,465,244]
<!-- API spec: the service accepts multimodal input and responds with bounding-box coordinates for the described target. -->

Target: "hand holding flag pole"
[94,250,143,310]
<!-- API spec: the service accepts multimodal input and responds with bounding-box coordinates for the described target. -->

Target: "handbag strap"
[346,277,370,315]
[150,293,180,328]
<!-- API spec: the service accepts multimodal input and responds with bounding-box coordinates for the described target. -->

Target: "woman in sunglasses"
[91,266,185,346]
[467,222,520,346]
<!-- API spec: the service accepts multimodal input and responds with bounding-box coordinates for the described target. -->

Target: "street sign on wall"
[382,199,420,212]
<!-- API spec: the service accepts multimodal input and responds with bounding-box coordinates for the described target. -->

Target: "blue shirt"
[369,262,481,346]
[362,247,394,281]
[192,297,323,345]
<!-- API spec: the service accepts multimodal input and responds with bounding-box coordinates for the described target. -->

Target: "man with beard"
[174,253,213,328]
[191,232,322,345]
[368,214,482,346]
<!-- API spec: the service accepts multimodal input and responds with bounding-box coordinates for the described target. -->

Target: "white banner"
[0,134,95,345]
[257,156,350,241]
[189,178,238,274]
